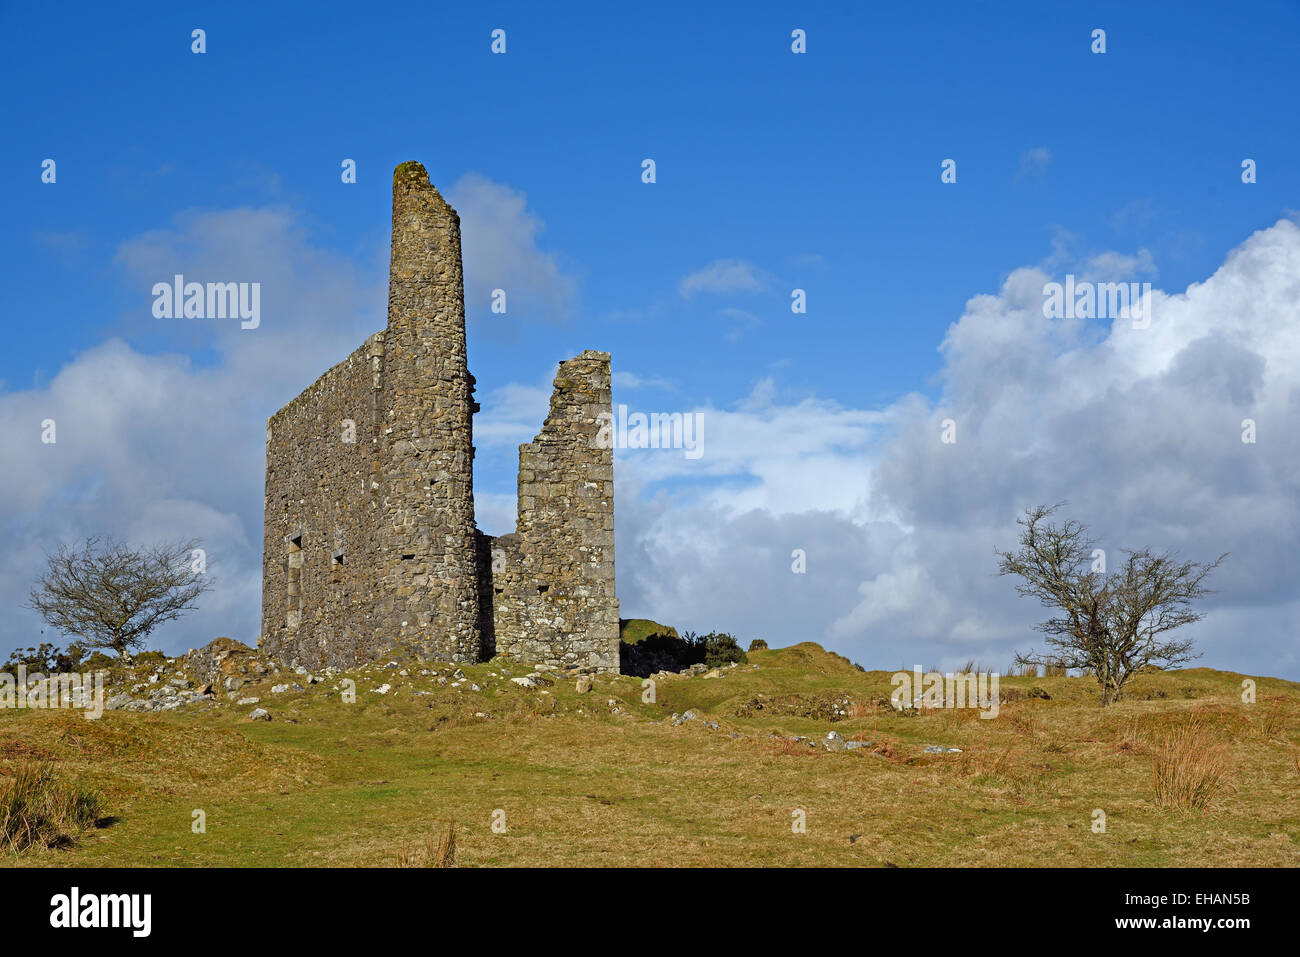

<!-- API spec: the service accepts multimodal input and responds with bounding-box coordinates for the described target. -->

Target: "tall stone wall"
[483,351,620,672]
[261,332,386,669]
[374,162,481,663]
[261,162,619,674]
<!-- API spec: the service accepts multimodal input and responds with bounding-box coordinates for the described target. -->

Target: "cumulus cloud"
[8,193,1299,682]
[1,175,584,656]
[616,220,1300,678]
[2,205,385,654]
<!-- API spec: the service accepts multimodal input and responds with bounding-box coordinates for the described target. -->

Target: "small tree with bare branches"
[26,537,212,661]
[997,504,1225,706]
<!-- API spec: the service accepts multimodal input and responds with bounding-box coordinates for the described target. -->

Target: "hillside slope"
[1,642,1296,867]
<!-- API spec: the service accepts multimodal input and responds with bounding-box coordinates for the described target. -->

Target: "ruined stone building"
[260,161,619,673]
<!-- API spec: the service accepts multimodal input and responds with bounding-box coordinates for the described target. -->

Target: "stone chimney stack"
[377,161,481,662]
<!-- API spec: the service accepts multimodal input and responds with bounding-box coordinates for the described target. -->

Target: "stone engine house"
[260,161,619,673]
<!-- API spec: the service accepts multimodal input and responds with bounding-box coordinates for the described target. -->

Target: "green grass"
[1,643,1297,867]
[619,618,678,644]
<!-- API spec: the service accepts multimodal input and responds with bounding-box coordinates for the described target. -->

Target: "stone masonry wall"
[262,162,618,674]
[482,352,620,672]
[261,332,386,669]
[373,162,481,664]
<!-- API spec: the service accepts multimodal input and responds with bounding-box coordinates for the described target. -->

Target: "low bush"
[619,629,749,676]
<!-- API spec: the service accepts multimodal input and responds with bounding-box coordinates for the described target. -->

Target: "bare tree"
[997,504,1225,706]
[26,537,212,661]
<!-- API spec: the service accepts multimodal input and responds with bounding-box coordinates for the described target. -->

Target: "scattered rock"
[576,676,593,694]
[373,683,392,695]
[824,730,846,752]
[248,708,271,721]
[923,745,963,754]
[180,637,270,689]
[237,697,261,706]
[671,709,697,727]
[271,683,290,694]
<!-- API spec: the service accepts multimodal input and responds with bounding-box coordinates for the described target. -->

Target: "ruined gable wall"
[373,162,481,663]
[486,351,620,672]
[261,332,386,669]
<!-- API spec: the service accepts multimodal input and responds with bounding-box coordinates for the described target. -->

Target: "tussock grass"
[395,818,456,867]
[1261,696,1296,740]
[1148,713,1233,810]
[0,761,104,852]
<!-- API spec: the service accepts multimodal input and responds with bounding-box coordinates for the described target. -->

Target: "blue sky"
[3,1,1299,676]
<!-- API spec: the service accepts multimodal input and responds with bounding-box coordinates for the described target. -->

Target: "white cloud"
[9,195,1299,681]
[1016,146,1052,180]
[0,178,580,655]
[613,371,675,391]
[677,258,767,298]
[447,173,578,324]
[474,378,553,448]
[616,220,1300,678]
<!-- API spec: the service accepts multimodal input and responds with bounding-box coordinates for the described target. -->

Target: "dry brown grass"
[2,645,1296,868]
[1261,696,1295,740]
[1148,714,1232,810]
[395,818,456,868]
[0,761,104,853]
[765,735,817,757]
[1006,707,1044,738]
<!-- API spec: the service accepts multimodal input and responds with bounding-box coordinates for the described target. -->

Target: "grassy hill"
[1,642,1297,867]
[618,618,679,643]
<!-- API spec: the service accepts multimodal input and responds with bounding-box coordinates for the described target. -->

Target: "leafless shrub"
[998,504,1224,706]
[27,536,212,660]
